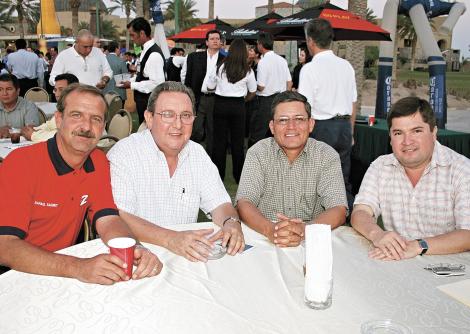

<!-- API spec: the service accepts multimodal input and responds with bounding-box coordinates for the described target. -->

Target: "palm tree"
[109,0,135,50]
[268,0,273,13]
[0,0,40,38]
[345,0,367,112]
[296,0,326,9]
[164,0,201,31]
[101,19,120,40]
[365,8,378,25]
[70,0,81,36]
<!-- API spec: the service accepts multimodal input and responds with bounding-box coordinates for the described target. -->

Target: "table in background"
[0,137,34,160]
[1,224,469,334]
[34,102,57,119]
[351,118,470,193]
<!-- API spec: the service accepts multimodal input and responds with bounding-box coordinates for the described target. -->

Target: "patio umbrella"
[168,18,234,44]
[227,12,282,41]
[264,3,391,41]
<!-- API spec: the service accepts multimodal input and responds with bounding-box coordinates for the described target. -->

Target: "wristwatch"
[416,239,428,256]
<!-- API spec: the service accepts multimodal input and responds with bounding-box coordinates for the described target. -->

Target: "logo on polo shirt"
[80,195,88,206]
[34,201,58,208]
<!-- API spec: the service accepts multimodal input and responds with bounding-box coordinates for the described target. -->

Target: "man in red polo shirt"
[0,84,162,284]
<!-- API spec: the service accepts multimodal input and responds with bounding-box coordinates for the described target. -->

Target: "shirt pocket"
[179,191,200,224]
[417,185,454,236]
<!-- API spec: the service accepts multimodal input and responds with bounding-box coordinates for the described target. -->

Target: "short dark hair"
[57,83,108,114]
[108,41,119,52]
[15,39,27,50]
[257,32,274,50]
[55,73,79,85]
[170,47,184,56]
[0,73,19,90]
[206,29,221,41]
[147,82,195,115]
[127,17,151,37]
[387,96,436,131]
[304,18,334,49]
[51,47,58,53]
[271,91,311,119]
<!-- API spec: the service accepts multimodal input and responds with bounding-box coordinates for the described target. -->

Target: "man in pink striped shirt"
[352,97,470,260]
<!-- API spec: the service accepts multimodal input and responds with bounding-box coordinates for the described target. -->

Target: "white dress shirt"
[201,51,219,93]
[207,64,257,97]
[298,50,357,120]
[107,130,231,226]
[49,46,113,86]
[130,40,165,94]
[256,51,291,97]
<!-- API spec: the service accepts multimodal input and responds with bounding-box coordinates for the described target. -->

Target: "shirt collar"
[142,40,155,52]
[0,96,21,112]
[313,50,334,60]
[47,135,95,176]
[272,137,309,161]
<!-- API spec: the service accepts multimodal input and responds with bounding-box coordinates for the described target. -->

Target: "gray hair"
[271,91,312,119]
[76,29,93,41]
[304,18,334,49]
[147,81,196,114]
[57,83,108,115]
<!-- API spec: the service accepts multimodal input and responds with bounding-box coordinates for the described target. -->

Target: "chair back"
[104,92,122,129]
[108,109,133,140]
[25,87,49,103]
[37,108,47,125]
[137,121,147,133]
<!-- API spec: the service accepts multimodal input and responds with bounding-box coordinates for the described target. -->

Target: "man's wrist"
[222,216,241,227]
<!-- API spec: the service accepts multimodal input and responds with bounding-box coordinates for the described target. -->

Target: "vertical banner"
[428,57,447,129]
[375,57,393,119]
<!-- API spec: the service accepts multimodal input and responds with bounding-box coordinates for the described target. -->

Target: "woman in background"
[207,39,257,184]
[292,47,311,90]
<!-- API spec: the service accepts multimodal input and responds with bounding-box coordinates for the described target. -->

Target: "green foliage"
[364,46,378,68]
[363,67,376,80]
[0,0,40,33]
[101,19,120,40]
[164,0,201,31]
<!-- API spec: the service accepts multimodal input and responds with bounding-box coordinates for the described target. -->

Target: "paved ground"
[360,106,470,133]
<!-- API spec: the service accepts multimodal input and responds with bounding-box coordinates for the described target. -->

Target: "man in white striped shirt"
[108,82,245,263]
[352,97,470,260]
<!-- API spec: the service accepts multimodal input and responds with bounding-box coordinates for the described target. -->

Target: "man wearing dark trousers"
[298,19,357,212]
[121,17,165,124]
[7,39,44,97]
[182,30,225,157]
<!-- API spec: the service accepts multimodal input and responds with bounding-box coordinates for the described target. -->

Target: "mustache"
[72,130,96,139]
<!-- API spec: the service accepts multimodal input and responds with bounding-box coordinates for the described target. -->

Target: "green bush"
[363,67,376,80]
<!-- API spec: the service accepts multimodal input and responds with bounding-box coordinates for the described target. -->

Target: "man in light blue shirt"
[7,39,44,96]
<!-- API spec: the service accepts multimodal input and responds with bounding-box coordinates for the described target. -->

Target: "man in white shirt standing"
[121,17,166,125]
[249,32,292,147]
[107,81,245,262]
[298,18,357,211]
[49,30,112,89]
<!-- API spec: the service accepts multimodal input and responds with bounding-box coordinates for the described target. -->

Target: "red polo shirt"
[0,136,118,252]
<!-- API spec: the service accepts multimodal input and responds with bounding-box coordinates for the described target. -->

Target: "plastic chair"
[25,87,49,103]
[104,92,123,130]
[97,109,133,153]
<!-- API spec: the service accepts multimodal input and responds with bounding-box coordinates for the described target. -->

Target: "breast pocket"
[179,192,200,224]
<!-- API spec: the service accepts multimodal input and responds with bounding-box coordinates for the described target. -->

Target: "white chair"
[97,109,133,153]
[25,87,49,103]
[104,92,123,129]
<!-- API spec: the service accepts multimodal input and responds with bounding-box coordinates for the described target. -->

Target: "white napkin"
[304,224,332,302]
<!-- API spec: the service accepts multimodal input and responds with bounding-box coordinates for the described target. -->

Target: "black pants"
[134,91,150,124]
[212,95,246,184]
[248,94,276,147]
[311,118,354,212]
[18,78,38,97]
[191,94,215,157]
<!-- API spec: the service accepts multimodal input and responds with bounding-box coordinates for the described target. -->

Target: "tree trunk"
[136,0,144,17]
[345,0,366,113]
[410,39,417,71]
[143,0,150,20]
[70,0,81,37]
[126,5,131,50]
[209,0,215,19]
[392,34,399,88]
[17,0,25,39]
[268,0,274,13]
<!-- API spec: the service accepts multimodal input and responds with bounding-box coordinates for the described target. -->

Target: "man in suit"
[103,41,128,108]
[182,30,225,157]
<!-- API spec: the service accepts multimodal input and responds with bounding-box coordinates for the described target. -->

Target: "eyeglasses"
[274,116,309,126]
[156,111,196,125]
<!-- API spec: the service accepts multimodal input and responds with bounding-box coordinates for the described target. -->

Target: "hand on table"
[209,220,245,256]
[75,254,130,285]
[369,231,407,260]
[369,239,421,261]
[166,229,215,262]
[270,213,305,248]
[21,125,35,141]
[132,245,163,279]
[0,126,10,138]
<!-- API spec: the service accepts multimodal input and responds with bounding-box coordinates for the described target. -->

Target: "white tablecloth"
[0,224,469,334]
[0,137,34,159]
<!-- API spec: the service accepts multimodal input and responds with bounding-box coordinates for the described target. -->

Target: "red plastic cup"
[108,237,136,278]
[368,115,375,126]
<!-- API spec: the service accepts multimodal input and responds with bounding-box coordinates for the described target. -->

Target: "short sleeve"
[0,151,34,238]
[235,146,265,207]
[354,159,383,218]
[246,70,257,93]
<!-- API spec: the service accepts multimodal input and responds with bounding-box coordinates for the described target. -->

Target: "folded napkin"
[437,279,470,308]
[304,224,332,302]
